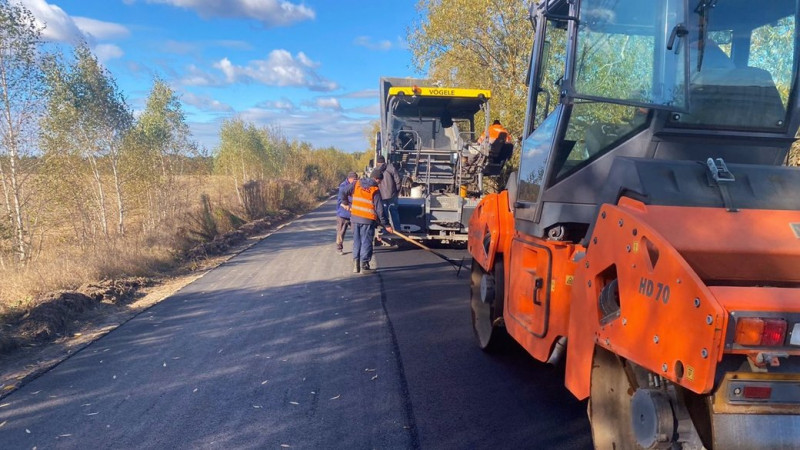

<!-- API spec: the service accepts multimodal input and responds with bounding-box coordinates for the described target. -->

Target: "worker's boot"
[361,260,372,272]
[352,259,360,274]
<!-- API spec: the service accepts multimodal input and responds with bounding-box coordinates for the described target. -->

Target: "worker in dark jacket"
[335,171,358,254]
[341,168,393,274]
[376,155,401,243]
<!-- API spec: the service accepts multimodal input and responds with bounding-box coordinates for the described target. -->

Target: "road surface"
[0,200,592,449]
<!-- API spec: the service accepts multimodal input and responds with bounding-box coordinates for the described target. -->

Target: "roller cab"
[468,0,800,448]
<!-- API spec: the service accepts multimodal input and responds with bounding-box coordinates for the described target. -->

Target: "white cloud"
[179,64,221,86]
[395,37,410,50]
[134,0,315,27]
[16,0,129,44]
[187,105,375,152]
[237,107,372,150]
[162,40,197,55]
[354,36,393,51]
[213,40,254,51]
[212,50,338,91]
[314,97,341,111]
[162,39,254,55]
[342,89,378,99]
[72,16,130,40]
[16,0,84,42]
[181,92,233,112]
[15,0,129,61]
[349,103,380,115]
[94,44,125,62]
[258,99,296,111]
[125,61,154,79]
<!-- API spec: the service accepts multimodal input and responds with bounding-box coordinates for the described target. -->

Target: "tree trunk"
[88,155,109,237]
[0,63,27,262]
[8,140,26,261]
[234,176,243,207]
[238,153,247,207]
[0,159,14,233]
[111,157,125,236]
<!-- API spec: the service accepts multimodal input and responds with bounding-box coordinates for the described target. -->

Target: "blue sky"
[17,0,421,152]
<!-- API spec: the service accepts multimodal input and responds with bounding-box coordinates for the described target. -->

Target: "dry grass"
[0,237,174,312]
[0,174,325,311]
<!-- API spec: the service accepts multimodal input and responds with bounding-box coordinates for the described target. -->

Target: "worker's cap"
[370,167,384,179]
[347,171,357,179]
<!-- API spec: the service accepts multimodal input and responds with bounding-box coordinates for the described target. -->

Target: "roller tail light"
[734,317,787,347]
[761,319,788,346]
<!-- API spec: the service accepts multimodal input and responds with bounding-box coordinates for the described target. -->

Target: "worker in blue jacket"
[336,171,358,254]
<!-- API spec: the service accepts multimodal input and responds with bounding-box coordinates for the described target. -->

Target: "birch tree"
[214,118,270,206]
[129,79,194,229]
[0,0,46,262]
[41,45,133,238]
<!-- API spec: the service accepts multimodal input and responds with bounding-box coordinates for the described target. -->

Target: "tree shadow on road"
[0,272,414,449]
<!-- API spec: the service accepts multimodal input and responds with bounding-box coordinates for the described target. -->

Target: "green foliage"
[213,117,362,212]
[303,164,321,182]
[750,16,795,107]
[0,0,48,262]
[214,118,275,184]
[308,146,361,188]
[408,0,532,189]
[0,0,44,117]
[132,78,195,174]
[40,44,133,237]
[409,0,531,141]
[364,119,380,157]
[123,79,198,234]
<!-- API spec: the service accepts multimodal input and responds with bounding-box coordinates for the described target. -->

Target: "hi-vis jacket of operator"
[478,122,513,144]
[341,177,389,227]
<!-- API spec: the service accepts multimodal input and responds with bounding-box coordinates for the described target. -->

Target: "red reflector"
[761,319,787,346]
[743,385,772,399]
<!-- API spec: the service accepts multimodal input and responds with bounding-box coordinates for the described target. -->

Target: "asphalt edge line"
[377,270,421,449]
[0,198,331,401]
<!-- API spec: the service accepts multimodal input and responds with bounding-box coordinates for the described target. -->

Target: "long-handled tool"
[388,229,464,276]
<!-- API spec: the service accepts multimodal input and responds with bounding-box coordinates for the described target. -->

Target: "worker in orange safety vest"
[477,119,513,144]
[340,168,393,274]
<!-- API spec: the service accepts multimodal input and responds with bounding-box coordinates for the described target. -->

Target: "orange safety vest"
[350,180,379,221]
[479,123,512,143]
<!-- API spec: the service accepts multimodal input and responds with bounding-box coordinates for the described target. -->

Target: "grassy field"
[0,173,324,312]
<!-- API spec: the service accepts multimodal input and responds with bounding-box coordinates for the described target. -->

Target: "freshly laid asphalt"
[0,200,592,449]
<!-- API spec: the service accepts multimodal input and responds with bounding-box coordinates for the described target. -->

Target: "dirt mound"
[0,277,153,354]
[17,292,95,341]
[80,277,150,305]
[185,210,292,260]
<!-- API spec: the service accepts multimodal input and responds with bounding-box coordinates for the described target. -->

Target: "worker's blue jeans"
[352,222,375,263]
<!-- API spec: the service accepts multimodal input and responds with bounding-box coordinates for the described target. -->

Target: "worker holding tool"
[341,168,393,274]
